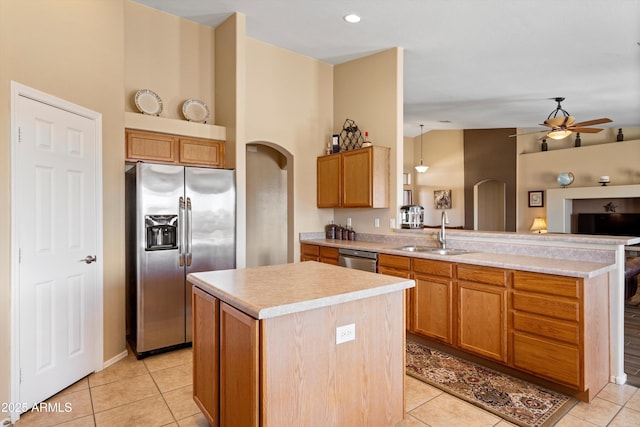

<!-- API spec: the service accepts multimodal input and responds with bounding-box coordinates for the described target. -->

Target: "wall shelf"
[125,112,226,141]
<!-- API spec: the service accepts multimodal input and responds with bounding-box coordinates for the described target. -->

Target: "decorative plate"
[182,99,210,123]
[557,172,575,187]
[134,89,163,116]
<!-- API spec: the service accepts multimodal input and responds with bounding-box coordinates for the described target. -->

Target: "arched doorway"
[246,142,293,267]
[474,179,506,231]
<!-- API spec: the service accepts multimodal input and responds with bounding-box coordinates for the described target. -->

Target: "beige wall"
[0,0,126,407]
[125,2,216,120]
[245,37,334,260]
[410,130,465,227]
[333,48,404,233]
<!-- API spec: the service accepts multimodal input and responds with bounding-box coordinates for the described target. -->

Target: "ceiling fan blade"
[570,118,612,127]
[568,127,604,133]
[509,129,547,137]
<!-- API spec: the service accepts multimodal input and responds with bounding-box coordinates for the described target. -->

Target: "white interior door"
[15,92,100,410]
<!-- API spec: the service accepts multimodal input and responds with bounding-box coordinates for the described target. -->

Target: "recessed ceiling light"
[344,14,361,23]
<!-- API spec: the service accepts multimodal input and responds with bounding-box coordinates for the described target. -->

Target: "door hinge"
[18,126,22,143]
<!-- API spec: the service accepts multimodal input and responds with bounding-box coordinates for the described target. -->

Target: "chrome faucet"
[438,210,449,249]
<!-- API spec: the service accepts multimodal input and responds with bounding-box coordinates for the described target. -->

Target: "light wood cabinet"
[317,146,389,208]
[193,289,260,427]
[300,243,320,262]
[126,129,224,168]
[219,303,259,426]
[378,254,413,331]
[456,264,508,363]
[193,279,406,426]
[412,258,454,344]
[192,286,219,426]
[319,246,339,265]
[317,155,341,207]
[510,270,609,401]
[300,243,339,264]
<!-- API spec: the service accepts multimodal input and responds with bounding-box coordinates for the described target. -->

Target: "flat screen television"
[577,213,640,237]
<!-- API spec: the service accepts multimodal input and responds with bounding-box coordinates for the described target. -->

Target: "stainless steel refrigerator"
[125,162,235,357]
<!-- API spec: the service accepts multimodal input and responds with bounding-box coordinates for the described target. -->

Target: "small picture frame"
[434,189,452,209]
[528,190,544,208]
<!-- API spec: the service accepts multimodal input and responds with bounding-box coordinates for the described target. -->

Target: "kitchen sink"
[424,248,475,256]
[388,246,475,255]
[388,245,433,252]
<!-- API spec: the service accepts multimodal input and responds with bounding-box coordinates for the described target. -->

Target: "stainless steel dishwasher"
[338,248,378,273]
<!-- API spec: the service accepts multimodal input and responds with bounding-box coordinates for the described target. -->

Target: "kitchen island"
[188,261,414,426]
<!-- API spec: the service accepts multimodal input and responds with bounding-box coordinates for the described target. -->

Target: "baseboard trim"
[611,373,628,385]
[102,349,128,370]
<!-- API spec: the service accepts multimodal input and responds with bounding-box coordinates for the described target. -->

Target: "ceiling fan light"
[547,129,572,140]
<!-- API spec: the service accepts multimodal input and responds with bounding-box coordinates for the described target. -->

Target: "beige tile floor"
[14,346,640,427]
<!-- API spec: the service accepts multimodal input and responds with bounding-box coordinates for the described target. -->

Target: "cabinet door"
[317,155,341,207]
[179,137,224,168]
[342,148,371,207]
[220,303,259,427]
[319,246,339,265]
[126,130,177,163]
[457,281,507,362]
[379,265,413,331]
[300,243,320,262]
[413,274,453,344]
[192,287,219,426]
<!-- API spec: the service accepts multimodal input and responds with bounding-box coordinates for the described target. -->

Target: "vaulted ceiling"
[133,0,640,136]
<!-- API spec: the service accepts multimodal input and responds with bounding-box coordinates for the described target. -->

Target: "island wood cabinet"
[192,272,406,426]
[412,258,454,344]
[126,129,225,168]
[511,270,609,400]
[456,264,508,363]
[317,146,389,208]
[193,287,259,427]
[378,254,413,331]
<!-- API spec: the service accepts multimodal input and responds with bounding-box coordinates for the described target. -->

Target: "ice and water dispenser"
[145,215,178,250]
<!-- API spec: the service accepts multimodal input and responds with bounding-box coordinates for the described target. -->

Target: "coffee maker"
[400,205,424,229]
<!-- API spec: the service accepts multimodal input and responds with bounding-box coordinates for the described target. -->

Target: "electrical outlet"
[336,323,356,344]
[390,218,396,229]
[374,218,380,228]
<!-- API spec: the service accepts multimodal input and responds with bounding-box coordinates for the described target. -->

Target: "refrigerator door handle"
[186,197,193,266]
[178,196,186,267]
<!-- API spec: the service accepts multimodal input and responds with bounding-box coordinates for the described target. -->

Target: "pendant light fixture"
[415,124,429,173]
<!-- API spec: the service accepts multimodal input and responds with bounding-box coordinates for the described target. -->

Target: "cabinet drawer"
[512,311,579,344]
[378,266,411,279]
[513,271,580,298]
[413,259,453,278]
[513,332,581,389]
[457,264,507,287]
[513,292,579,321]
[379,254,411,271]
[301,244,319,257]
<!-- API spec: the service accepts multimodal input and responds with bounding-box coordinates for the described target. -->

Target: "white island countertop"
[188,261,414,320]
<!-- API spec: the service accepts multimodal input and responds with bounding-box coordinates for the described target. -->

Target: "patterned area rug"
[406,341,578,427]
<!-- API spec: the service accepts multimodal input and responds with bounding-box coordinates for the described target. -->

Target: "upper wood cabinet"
[317,146,389,208]
[126,129,225,168]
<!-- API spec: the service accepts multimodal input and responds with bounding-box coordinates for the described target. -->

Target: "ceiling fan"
[510,97,612,140]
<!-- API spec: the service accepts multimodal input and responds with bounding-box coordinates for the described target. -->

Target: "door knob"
[82,255,97,264]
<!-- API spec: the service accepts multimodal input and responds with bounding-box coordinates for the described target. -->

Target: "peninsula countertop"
[188,261,415,320]
[300,237,620,279]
